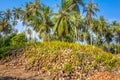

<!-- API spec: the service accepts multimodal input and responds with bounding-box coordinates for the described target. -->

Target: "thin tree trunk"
[43,31,47,42]
[84,26,87,44]
[90,22,93,45]
[47,33,50,42]
[62,36,64,42]
[84,33,86,44]
[91,33,92,45]
[75,26,77,42]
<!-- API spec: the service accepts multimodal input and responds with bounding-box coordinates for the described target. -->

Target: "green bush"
[0,33,16,47]
[10,33,27,46]
[0,33,27,58]
[0,46,15,58]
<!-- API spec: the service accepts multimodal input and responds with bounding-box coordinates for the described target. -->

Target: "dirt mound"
[0,42,120,80]
[87,72,120,80]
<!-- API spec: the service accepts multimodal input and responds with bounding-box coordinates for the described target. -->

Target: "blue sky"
[0,0,120,22]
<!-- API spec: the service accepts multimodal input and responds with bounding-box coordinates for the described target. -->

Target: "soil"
[87,72,120,80]
[0,61,120,80]
[0,54,120,80]
[0,64,47,80]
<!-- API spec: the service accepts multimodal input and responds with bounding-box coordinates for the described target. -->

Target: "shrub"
[0,46,15,58]
[10,33,27,46]
[0,33,16,47]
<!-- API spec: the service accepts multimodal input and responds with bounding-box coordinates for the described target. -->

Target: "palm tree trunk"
[48,33,50,42]
[43,31,47,42]
[62,36,64,42]
[75,26,77,41]
[90,23,93,45]
[84,26,87,44]
[90,33,92,45]
[84,33,86,44]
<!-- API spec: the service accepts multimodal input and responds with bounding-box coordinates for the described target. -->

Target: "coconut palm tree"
[31,0,40,16]
[4,9,12,22]
[98,16,113,44]
[83,0,99,45]
[0,10,13,45]
[21,2,32,26]
[52,0,80,41]
[21,0,53,41]
[27,28,32,42]
[37,6,53,41]
[29,1,52,41]
[105,28,113,44]
[12,7,22,25]
[94,16,106,45]
[71,13,82,42]
[66,0,84,12]
[112,21,120,44]
[92,16,111,46]
[0,9,13,36]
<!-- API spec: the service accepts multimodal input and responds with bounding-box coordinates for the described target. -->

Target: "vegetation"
[0,33,27,58]
[0,0,120,58]
[10,33,27,46]
[0,0,120,79]
[0,0,120,54]
[0,0,120,62]
[3,41,120,79]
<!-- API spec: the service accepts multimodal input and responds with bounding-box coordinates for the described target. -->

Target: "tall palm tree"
[105,27,113,44]
[92,16,112,46]
[29,0,52,41]
[98,16,113,44]
[31,0,40,16]
[52,0,80,41]
[21,0,52,41]
[0,9,12,36]
[84,0,99,45]
[4,9,12,22]
[12,7,22,25]
[27,28,32,42]
[71,13,82,41]
[22,2,32,26]
[0,10,13,45]
[66,0,84,12]
[37,6,53,41]
[112,21,120,44]
[95,16,106,45]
